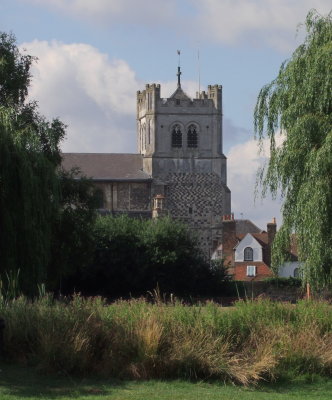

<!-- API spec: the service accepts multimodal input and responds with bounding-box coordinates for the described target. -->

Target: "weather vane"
[177,50,181,87]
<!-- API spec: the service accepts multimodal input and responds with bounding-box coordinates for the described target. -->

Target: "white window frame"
[247,265,256,277]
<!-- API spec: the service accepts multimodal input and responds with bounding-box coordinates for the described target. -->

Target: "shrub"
[71,215,221,297]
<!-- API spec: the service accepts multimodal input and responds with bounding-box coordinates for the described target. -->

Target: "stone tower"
[136,69,231,256]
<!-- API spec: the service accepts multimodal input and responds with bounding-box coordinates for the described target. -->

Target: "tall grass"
[1,296,332,384]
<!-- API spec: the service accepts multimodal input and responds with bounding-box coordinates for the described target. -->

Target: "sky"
[1,0,331,230]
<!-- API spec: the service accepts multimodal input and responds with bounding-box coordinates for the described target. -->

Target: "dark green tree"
[75,215,219,297]
[0,32,34,107]
[0,32,96,294]
[142,217,210,294]
[254,10,332,288]
[0,33,65,292]
[48,168,97,293]
[0,106,64,294]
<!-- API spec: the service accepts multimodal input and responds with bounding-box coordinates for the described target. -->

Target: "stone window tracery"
[142,123,146,150]
[187,124,198,148]
[171,124,182,148]
[147,120,151,145]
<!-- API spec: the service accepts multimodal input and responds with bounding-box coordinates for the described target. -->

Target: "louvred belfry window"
[172,124,182,148]
[187,124,198,148]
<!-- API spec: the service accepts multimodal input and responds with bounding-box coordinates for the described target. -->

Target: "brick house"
[212,215,298,281]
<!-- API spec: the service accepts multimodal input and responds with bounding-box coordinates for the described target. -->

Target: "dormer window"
[187,124,198,148]
[171,124,182,148]
[244,247,253,261]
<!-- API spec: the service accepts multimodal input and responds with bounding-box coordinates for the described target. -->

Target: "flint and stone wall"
[161,173,229,256]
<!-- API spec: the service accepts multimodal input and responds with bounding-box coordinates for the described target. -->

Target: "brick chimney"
[222,213,236,260]
[267,217,277,245]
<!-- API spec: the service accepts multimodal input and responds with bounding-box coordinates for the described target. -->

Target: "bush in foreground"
[1,297,332,385]
[68,215,225,297]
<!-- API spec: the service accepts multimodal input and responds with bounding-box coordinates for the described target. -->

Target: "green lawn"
[1,363,332,400]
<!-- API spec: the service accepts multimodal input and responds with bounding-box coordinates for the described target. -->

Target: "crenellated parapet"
[137,83,161,118]
[137,83,222,117]
[207,84,222,111]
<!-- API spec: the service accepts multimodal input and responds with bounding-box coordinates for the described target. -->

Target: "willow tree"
[0,107,66,294]
[254,10,332,288]
[0,33,65,294]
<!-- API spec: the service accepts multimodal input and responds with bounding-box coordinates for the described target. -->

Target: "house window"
[171,124,182,148]
[294,268,299,278]
[244,247,253,261]
[187,124,198,148]
[217,250,222,257]
[247,265,256,277]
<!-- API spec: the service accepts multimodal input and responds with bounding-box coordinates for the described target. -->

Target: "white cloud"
[227,137,283,229]
[192,0,332,51]
[21,40,199,153]
[21,0,331,51]
[22,40,140,152]
[22,0,178,25]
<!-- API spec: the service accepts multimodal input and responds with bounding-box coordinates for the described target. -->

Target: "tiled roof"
[169,86,191,100]
[235,219,263,235]
[236,232,268,247]
[61,153,151,181]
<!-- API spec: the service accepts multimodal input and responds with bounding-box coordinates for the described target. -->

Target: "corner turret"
[207,85,222,111]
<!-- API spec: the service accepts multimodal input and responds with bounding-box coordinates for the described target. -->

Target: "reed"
[1,296,332,384]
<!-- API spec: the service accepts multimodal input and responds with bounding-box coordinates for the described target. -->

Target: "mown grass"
[0,363,332,400]
[1,296,332,385]
[1,363,332,400]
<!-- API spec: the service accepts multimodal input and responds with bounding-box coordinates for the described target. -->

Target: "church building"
[62,67,231,256]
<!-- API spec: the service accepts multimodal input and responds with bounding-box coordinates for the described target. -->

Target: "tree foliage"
[254,10,332,288]
[0,106,64,294]
[0,32,96,295]
[69,215,224,297]
[0,32,34,108]
[47,168,97,293]
[0,34,66,293]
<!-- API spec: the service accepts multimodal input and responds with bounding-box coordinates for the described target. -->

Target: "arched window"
[171,124,182,148]
[148,120,151,145]
[293,268,299,278]
[187,124,198,148]
[244,247,253,261]
[142,123,146,150]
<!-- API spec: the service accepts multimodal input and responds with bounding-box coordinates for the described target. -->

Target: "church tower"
[136,68,231,256]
